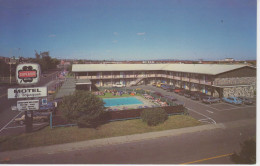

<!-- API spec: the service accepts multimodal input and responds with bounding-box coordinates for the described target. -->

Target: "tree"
[59,90,105,127]
[78,59,85,64]
[140,108,168,126]
[0,60,9,77]
[33,50,60,72]
[230,137,256,164]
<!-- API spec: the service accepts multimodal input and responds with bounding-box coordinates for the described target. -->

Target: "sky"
[0,0,256,61]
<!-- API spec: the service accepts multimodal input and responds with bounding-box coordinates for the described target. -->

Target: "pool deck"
[106,96,158,110]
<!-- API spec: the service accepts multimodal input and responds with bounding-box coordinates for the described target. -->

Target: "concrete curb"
[0,123,225,161]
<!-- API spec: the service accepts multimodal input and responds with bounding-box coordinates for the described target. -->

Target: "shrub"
[140,108,168,126]
[59,90,105,128]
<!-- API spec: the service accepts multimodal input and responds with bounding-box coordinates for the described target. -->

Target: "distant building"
[142,60,155,64]
[0,56,10,63]
[224,58,235,62]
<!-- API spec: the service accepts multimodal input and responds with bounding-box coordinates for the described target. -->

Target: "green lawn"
[0,115,201,152]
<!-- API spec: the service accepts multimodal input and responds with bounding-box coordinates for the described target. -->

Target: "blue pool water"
[103,97,143,107]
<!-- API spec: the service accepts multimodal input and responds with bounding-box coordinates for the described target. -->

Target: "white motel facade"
[72,64,256,98]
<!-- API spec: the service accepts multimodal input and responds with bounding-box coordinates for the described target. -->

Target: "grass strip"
[0,115,201,152]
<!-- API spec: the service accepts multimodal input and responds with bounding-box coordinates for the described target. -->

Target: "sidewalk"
[0,123,225,161]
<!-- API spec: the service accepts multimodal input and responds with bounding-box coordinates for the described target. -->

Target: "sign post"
[8,59,16,85]
[8,63,44,133]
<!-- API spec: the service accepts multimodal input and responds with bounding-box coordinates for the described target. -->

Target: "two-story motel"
[72,64,256,98]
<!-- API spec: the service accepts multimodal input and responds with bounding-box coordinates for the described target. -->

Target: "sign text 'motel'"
[8,87,47,99]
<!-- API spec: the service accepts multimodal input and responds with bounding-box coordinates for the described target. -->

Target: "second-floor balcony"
[200,80,212,85]
[182,77,189,82]
[173,76,181,80]
[190,78,200,84]
[148,74,156,77]
[77,74,213,86]
[166,75,174,79]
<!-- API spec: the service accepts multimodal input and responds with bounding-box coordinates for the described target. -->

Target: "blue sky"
[0,0,256,60]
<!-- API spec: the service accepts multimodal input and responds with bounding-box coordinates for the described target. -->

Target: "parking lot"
[133,85,256,125]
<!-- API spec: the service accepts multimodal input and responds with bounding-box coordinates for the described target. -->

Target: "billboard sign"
[17,100,39,111]
[16,63,41,85]
[8,87,47,99]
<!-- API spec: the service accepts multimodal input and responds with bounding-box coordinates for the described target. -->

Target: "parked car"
[48,90,55,95]
[237,97,253,105]
[190,91,208,100]
[39,102,55,112]
[164,95,177,101]
[153,91,164,97]
[174,88,184,94]
[14,113,50,125]
[178,89,185,96]
[112,83,124,87]
[161,85,170,90]
[184,90,192,98]
[202,96,221,104]
[166,86,175,92]
[160,84,166,89]
[156,83,165,88]
[152,82,157,86]
[222,97,242,105]
[11,106,18,111]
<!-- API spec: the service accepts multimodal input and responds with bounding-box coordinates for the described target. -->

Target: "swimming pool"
[103,97,143,107]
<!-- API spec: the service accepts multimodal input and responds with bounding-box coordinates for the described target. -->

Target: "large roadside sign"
[17,100,39,111]
[8,87,47,99]
[16,63,41,85]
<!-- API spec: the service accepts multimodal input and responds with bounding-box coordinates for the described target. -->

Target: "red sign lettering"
[18,71,37,78]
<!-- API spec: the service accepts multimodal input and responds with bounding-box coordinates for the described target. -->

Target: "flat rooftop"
[72,64,251,75]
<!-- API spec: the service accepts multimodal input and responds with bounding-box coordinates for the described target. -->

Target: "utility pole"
[9,49,12,85]
[9,62,11,85]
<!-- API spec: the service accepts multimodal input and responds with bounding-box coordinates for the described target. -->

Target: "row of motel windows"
[76,72,213,81]
[92,79,213,94]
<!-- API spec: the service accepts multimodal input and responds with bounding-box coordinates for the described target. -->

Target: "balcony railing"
[190,78,200,84]
[166,75,174,79]
[200,80,212,85]
[78,74,213,86]
[173,76,181,80]
[182,77,189,82]
[205,81,212,85]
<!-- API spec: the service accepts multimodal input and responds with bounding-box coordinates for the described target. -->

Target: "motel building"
[72,64,256,98]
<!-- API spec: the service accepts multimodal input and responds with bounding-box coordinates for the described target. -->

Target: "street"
[0,70,61,136]
[6,118,255,164]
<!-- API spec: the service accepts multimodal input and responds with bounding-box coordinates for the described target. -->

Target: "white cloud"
[48,34,56,38]
[137,32,146,36]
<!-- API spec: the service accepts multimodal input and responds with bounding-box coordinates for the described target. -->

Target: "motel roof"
[72,64,252,75]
